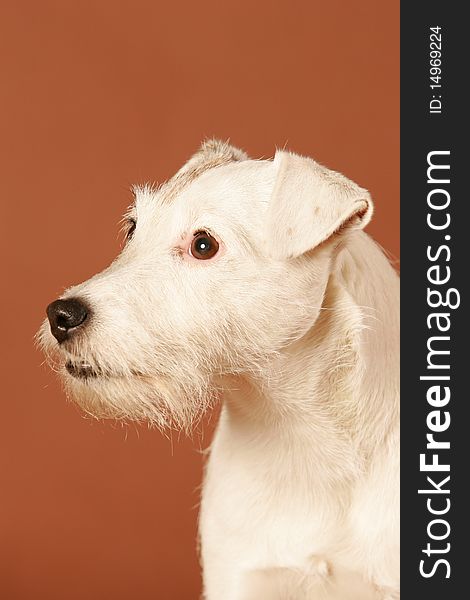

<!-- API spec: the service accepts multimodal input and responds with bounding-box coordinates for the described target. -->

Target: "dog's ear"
[196,138,249,162]
[177,139,249,177]
[266,151,373,259]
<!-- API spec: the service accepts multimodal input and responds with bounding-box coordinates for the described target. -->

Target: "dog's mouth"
[65,360,101,380]
[65,360,146,381]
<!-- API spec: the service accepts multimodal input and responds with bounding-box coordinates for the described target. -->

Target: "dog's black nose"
[46,298,89,343]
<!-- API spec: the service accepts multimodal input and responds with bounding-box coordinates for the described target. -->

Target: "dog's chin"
[62,362,214,431]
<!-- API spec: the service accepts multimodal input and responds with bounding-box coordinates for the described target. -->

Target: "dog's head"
[38,140,372,429]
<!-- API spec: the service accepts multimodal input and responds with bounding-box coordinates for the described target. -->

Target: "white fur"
[39,141,399,599]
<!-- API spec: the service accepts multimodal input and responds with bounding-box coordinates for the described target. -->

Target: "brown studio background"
[0,1,399,599]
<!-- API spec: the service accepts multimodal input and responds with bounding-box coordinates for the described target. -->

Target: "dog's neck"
[220,232,399,462]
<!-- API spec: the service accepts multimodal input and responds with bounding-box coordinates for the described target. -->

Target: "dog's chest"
[199,410,351,570]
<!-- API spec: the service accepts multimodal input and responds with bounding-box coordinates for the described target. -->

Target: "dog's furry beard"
[37,331,218,431]
[36,316,281,432]
[63,367,215,431]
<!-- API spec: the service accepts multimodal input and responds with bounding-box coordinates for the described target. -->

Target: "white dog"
[39,140,399,599]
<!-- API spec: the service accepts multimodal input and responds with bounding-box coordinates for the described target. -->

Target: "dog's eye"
[125,219,136,241]
[190,231,219,260]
